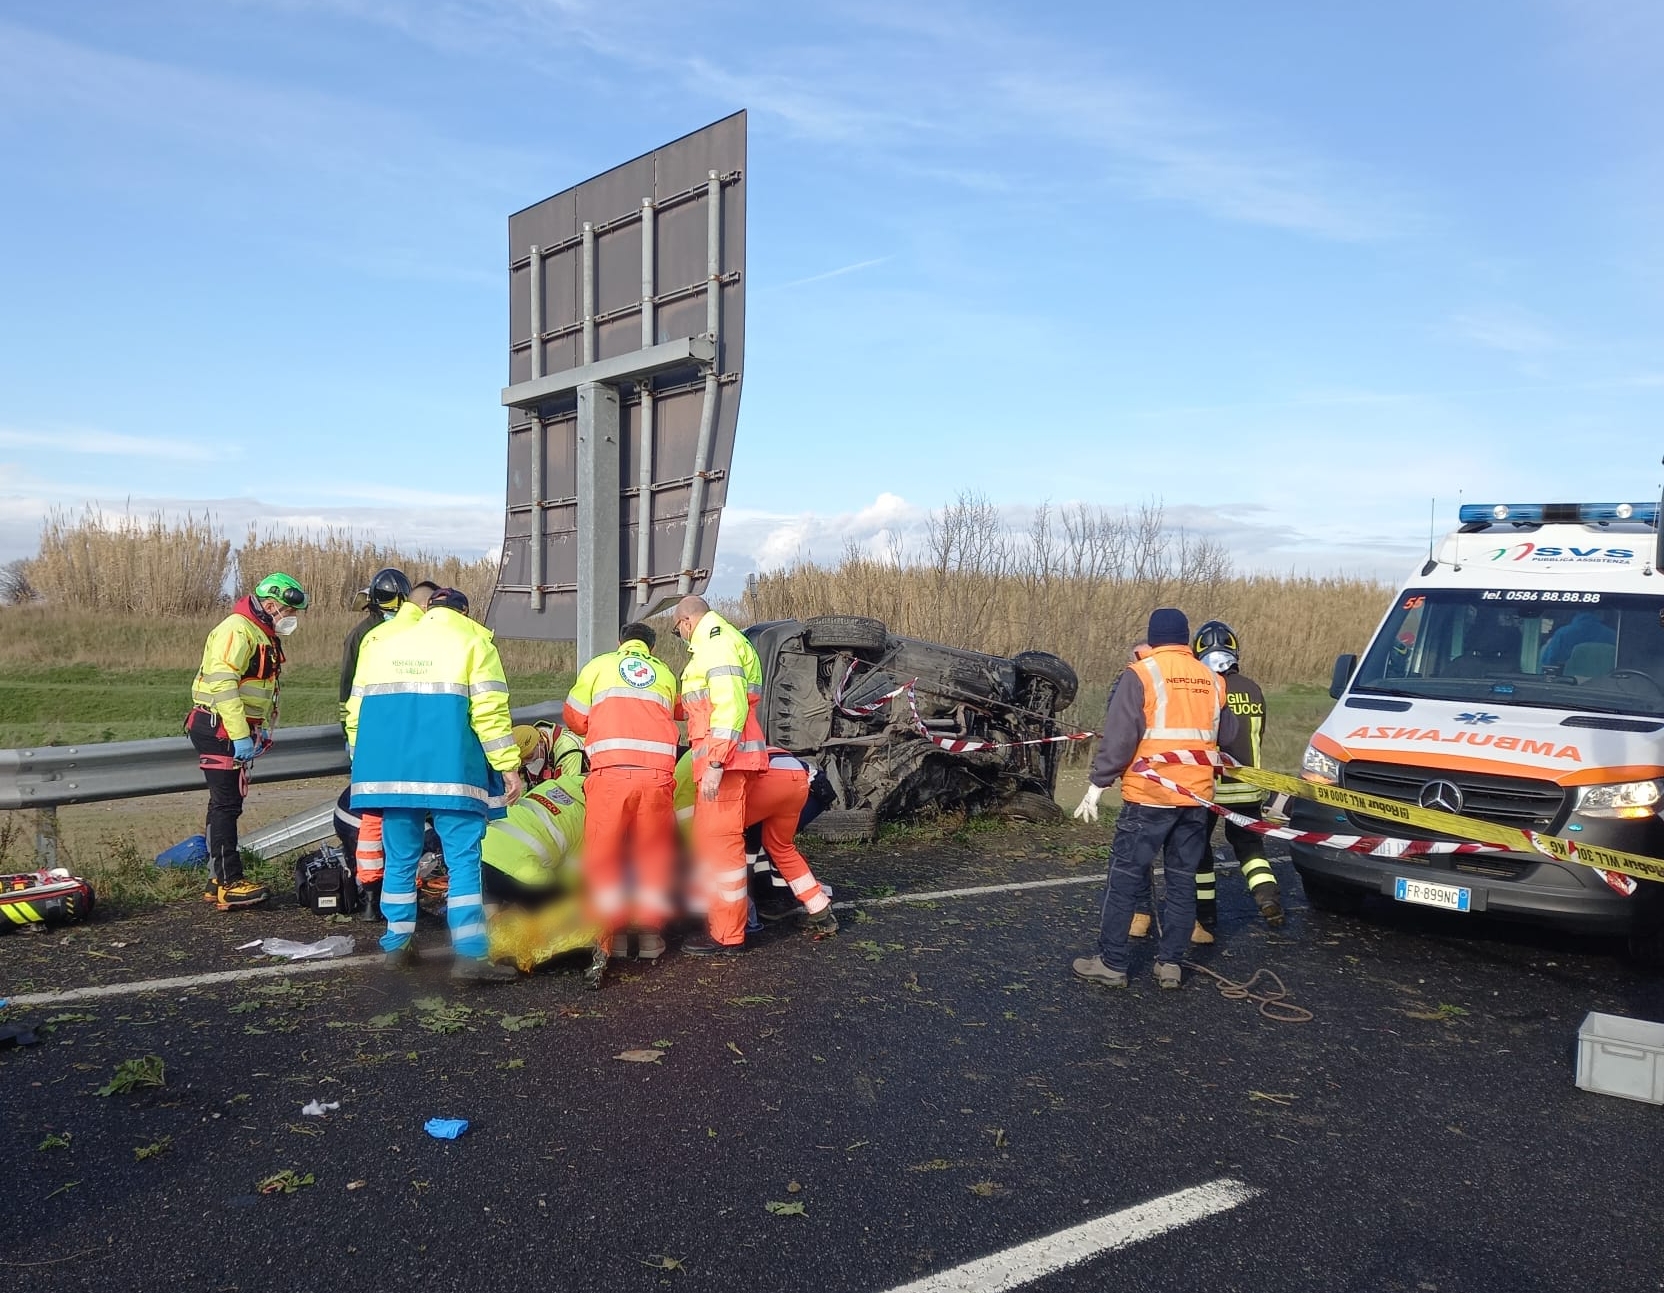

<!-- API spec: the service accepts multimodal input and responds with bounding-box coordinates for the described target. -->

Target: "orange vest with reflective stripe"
[680,611,769,775]
[562,640,679,772]
[1122,645,1228,808]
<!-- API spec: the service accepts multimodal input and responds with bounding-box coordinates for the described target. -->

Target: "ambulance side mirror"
[1329,653,1358,700]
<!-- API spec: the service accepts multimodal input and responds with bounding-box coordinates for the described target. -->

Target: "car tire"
[1000,790,1064,824]
[1012,651,1079,709]
[803,615,888,654]
[803,808,879,842]
[1298,871,1366,915]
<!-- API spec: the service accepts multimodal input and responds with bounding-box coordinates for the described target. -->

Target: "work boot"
[450,957,520,983]
[383,942,418,970]
[682,932,745,956]
[1129,912,1152,939]
[758,894,804,923]
[583,943,609,990]
[203,877,269,910]
[357,879,382,923]
[1253,883,1286,927]
[636,932,667,961]
[803,908,840,937]
[1154,961,1183,990]
[1072,955,1128,989]
[1190,922,1215,946]
[610,932,632,959]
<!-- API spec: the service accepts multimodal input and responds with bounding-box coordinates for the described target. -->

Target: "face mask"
[525,756,546,778]
[274,615,299,637]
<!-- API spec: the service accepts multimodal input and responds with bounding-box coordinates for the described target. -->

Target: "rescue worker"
[1071,609,1237,990]
[563,622,679,966]
[347,587,524,982]
[338,567,416,922]
[674,747,838,934]
[188,572,309,910]
[1193,620,1284,928]
[672,594,770,954]
[481,770,586,912]
[513,721,585,785]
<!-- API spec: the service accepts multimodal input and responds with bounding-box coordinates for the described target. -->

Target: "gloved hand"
[699,764,724,803]
[231,736,256,762]
[1073,783,1105,823]
[253,731,273,758]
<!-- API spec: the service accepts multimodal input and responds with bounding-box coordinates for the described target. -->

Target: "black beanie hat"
[1147,608,1189,647]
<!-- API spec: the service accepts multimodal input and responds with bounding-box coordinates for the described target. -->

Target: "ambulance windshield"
[1353,589,1664,718]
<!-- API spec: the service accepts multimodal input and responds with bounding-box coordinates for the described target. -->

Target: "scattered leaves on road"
[37,1132,72,1151]
[765,1201,807,1217]
[133,1137,172,1161]
[499,1011,547,1032]
[257,1170,315,1195]
[1249,1091,1296,1106]
[968,1181,1000,1197]
[97,1055,165,1097]
[641,1254,688,1274]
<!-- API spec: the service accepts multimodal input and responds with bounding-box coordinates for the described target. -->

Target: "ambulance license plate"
[1393,877,1471,912]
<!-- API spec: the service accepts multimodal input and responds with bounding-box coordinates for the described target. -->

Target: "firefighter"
[672,594,770,954]
[187,572,309,910]
[1193,620,1285,927]
[347,587,524,982]
[673,747,838,934]
[1071,608,1238,990]
[338,567,416,921]
[563,622,679,967]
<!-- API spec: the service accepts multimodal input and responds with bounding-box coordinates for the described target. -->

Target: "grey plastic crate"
[1576,1012,1664,1105]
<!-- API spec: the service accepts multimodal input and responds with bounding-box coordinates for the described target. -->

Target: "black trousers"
[187,708,246,884]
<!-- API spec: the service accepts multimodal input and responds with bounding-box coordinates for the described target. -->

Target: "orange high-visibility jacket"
[562,638,679,772]
[679,611,768,775]
[1122,645,1230,807]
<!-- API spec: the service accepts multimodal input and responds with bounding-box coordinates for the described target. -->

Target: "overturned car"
[742,616,1079,839]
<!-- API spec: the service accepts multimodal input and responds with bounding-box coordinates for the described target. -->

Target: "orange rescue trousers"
[583,766,676,935]
[355,809,384,884]
[693,769,755,946]
[746,768,830,915]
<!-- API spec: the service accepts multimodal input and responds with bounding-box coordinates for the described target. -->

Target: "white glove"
[1073,784,1105,823]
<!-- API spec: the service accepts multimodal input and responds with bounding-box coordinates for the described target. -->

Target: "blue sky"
[1,0,1661,586]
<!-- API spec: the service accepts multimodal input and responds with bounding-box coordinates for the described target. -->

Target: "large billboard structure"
[487,112,747,661]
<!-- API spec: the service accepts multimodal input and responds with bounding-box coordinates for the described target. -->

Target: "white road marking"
[3,874,1105,1007]
[881,1178,1259,1293]
[833,874,1101,910]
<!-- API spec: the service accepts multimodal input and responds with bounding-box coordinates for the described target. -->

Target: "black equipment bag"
[295,845,359,916]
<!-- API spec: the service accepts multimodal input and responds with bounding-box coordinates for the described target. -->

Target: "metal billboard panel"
[488,111,747,651]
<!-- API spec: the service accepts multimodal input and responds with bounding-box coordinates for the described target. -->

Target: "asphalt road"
[4,824,1663,1293]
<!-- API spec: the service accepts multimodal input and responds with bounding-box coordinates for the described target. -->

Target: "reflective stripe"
[707,665,746,679]
[737,739,768,753]
[716,867,749,883]
[676,806,694,822]
[747,684,762,697]
[387,919,417,934]
[491,820,552,866]
[788,873,820,896]
[380,890,418,905]
[469,680,508,695]
[480,734,517,754]
[198,671,239,683]
[564,697,591,715]
[352,779,489,802]
[717,886,749,902]
[803,893,831,914]
[682,687,710,703]
[709,726,742,742]
[587,737,678,759]
[337,808,362,828]
[355,681,469,698]
[590,687,674,710]
[1147,727,1216,740]
[447,893,483,910]
[453,921,488,941]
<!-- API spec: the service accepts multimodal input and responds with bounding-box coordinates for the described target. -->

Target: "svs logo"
[1486,542,1634,563]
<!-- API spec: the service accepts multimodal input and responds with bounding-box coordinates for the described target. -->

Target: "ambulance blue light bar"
[1458,502,1660,525]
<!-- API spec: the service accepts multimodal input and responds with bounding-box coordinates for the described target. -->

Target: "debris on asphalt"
[257,1170,315,1194]
[424,1118,469,1139]
[614,1049,664,1063]
[764,1200,807,1217]
[300,1100,340,1117]
[242,936,356,960]
[0,1022,41,1048]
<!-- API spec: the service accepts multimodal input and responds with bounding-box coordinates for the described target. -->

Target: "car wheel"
[1298,871,1366,915]
[803,808,879,842]
[804,615,888,654]
[1000,790,1064,823]
[1012,651,1079,709]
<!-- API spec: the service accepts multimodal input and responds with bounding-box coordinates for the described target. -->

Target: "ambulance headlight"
[1301,744,1340,786]
[1573,780,1662,820]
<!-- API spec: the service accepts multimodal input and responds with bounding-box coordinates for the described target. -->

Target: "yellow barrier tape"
[1223,766,1664,887]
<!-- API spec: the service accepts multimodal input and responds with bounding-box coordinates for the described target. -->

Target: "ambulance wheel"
[803,615,888,654]
[1298,871,1365,915]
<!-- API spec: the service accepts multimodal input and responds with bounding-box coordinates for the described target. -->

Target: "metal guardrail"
[0,700,566,813]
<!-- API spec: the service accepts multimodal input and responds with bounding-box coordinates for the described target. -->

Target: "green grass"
[0,663,574,748]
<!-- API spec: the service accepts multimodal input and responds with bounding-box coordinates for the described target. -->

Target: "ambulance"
[1290,501,1664,962]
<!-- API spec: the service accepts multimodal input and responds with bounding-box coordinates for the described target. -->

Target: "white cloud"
[1447,307,1562,356]
[0,426,235,462]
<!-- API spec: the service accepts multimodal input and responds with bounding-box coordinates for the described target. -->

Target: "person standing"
[188,572,309,910]
[338,567,416,921]
[563,623,679,966]
[1193,619,1284,929]
[672,595,770,954]
[1071,609,1237,990]
[347,587,524,982]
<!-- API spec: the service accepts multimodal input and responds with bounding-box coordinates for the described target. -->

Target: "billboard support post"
[637,197,657,608]
[678,170,723,595]
[575,381,621,664]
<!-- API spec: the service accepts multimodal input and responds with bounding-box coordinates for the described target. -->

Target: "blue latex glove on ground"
[231,736,256,762]
[424,1118,469,1140]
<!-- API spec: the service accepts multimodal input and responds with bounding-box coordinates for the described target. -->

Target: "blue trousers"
[379,806,489,960]
[1095,803,1210,972]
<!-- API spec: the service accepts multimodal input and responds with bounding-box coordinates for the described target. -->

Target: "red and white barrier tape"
[1128,749,1511,860]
